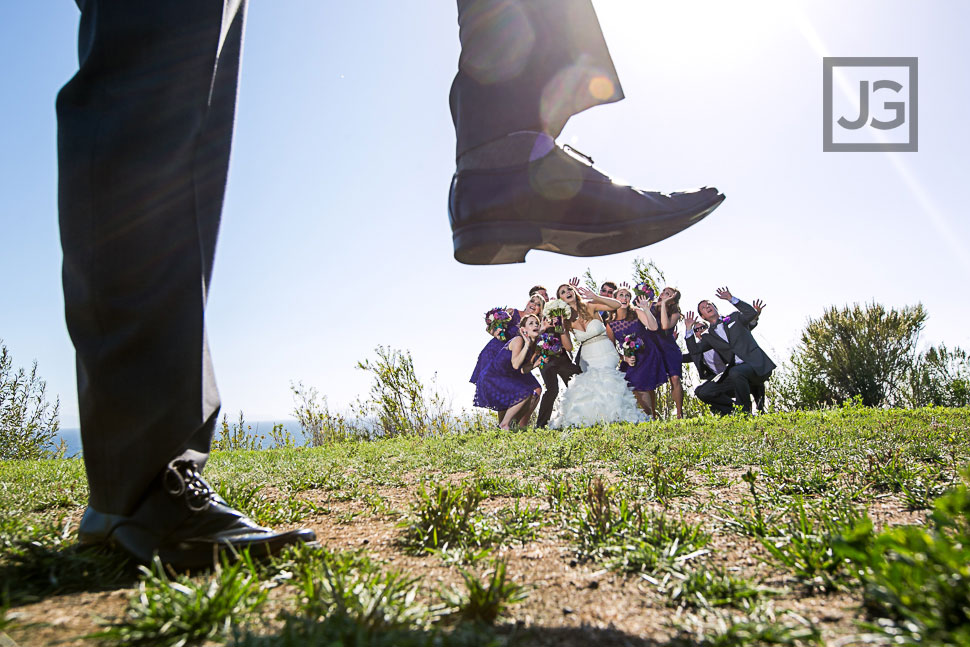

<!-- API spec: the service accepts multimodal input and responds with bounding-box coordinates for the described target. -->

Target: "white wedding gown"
[551,319,649,428]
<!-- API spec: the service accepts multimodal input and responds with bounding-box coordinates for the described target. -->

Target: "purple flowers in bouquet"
[621,333,644,357]
[536,332,563,368]
[633,281,655,301]
[485,307,512,341]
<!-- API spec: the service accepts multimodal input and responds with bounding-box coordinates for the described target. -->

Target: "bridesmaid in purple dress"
[474,314,543,430]
[650,287,685,419]
[469,293,546,387]
[607,287,667,417]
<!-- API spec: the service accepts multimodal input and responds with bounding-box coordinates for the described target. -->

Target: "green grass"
[214,480,320,526]
[0,516,134,605]
[661,566,767,609]
[440,559,529,625]
[672,603,822,647]
[564,477,711,573]
[400,481,493,553]
[89,552,267,646]
[756,495,867,591]
[1,406,969,646]
[836,472,970,646]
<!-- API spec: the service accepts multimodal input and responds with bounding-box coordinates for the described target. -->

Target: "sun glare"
[593,0,797,73]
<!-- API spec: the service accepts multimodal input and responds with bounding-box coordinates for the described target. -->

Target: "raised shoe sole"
[452,192,725,265]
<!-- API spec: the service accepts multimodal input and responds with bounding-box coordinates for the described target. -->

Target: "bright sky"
[2,1,969,429]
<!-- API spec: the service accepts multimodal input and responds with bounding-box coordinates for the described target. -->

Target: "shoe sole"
[154,528,318,570]
[89,528,318,571]
[452,193,725,265]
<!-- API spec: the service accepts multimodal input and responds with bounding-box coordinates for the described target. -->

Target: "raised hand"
[619,281,631,289]
[576,285,596,300]
[683,311,696,330]
[753,299,766,313]
[715,286,733,301]
[634,295,651,310]
[568,276,580,287]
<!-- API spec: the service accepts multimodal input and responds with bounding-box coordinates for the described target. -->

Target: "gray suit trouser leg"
[58,0,246,515]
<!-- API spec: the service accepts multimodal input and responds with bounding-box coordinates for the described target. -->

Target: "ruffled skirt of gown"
[551,322,648,428]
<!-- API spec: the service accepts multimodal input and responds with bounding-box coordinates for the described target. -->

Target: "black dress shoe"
[78,459,316,569]
[449,144,725,265]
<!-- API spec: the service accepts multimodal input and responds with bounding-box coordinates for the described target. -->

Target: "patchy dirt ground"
[3,465,928,647]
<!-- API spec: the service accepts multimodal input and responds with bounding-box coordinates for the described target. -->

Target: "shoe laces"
[562,144,594,165]
[163,459,214,512]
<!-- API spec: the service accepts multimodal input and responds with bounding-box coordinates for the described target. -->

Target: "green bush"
[0,340,62,459]
[777,302,926,408]
[907,343,970,407]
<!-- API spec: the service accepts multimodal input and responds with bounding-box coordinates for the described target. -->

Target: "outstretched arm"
[634,296,658,331]
[717,286,759,325]
[577,285,621,311]
[683,311,711,353]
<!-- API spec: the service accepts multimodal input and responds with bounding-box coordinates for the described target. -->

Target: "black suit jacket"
[686,301,775,377]
[682,350,717,380]
[682,311,760,380]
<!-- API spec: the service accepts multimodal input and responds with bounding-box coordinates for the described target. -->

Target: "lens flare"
[459,0,535,85]
[588,76,615,101]
[539,56,617,135]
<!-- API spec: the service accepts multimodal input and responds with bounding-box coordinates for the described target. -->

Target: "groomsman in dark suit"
[531,285,581,427]
[684,289,773,414]
[683,301,765,415]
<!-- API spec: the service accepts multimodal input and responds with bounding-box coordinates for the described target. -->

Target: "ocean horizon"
[55,419,306,458]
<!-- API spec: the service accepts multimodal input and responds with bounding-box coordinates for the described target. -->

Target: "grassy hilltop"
[2,406,970,646]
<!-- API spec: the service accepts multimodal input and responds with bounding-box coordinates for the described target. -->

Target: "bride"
[551,282,649,428]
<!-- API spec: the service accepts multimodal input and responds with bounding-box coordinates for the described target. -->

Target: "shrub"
[906,343,970,407]
[291,381,360,446]
[0,340,62,460]
[211,410,263,451]
[779,303,926,408]
[357,346,450,437]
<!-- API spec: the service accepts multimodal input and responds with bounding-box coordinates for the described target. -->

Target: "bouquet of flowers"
[536,332,564,368]
[620,333,643,357]
[542,299,571,333]
[633,281,655,301]
[484,307,512,341]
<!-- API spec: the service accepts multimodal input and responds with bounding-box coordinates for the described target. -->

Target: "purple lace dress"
[610,319,667,392]
[650,305,683,379]
[473,341,540,411]
[470,310,521,385]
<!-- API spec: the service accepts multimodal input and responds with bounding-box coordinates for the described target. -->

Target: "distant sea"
[55,420,305,458]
